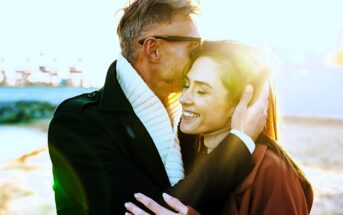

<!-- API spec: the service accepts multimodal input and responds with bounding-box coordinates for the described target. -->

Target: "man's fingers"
[261,80,270,100]
[237,85,253,109]
[134,193,186,214]
[134,193,165,214]
[162,193,188,214]
[125,202,150,215]
[231,85,253,131]
[250,80,269,117]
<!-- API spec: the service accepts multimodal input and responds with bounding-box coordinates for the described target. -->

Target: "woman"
[125,40,313,214]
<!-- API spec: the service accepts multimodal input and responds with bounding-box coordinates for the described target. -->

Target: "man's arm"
[169,133,252,213]
[48,113,249,214]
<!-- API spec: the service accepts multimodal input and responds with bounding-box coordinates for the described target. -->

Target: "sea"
[0,86,98,105]
[1,69,343,118]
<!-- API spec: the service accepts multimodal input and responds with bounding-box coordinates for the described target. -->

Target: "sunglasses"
[138,35,202,45]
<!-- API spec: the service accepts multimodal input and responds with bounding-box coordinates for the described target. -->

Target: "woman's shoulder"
[256,146,292,181]
[237,144,303,192]
[261,148,287,170]
[251,145,286,173]
[251,146,313,213]
[253,145,310,199]
[226,145,312,215]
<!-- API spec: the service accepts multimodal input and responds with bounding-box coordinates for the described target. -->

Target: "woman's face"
[179,56,233,135]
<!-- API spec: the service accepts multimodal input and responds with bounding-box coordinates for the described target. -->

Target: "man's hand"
[125,193,190,215]
[231,81,269,141]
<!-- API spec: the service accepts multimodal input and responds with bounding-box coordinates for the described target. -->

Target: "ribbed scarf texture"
[116,54,184,185]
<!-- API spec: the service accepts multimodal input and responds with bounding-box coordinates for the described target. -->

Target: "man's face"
[146,15,200,93]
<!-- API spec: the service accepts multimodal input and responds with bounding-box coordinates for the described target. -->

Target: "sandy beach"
[1,116,343,215]
[281,116,343,215]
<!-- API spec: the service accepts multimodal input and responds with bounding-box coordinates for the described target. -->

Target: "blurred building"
[0,64,85,87]
[15,70,33,86]
[0,70,8,86]
[69,66,83,87]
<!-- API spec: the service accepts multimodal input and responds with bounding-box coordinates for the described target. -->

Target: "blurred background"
[1,0,343,214]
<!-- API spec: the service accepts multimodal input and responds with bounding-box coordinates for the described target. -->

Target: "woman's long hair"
[190,40,311,187]
[263,86,311,187]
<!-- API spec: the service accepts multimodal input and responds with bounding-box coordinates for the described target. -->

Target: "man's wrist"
[230,129,255,154]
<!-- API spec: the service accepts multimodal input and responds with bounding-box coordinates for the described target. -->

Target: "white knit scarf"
[116,54,184,185]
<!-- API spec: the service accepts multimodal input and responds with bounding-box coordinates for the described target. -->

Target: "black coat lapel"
[119,114,170,189]
[178,128,197,175]
[99,60,170,189]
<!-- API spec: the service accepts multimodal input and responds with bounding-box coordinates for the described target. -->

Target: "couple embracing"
[48,0,313,214]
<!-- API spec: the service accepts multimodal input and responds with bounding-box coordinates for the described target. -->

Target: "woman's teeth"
[182,111,200,118]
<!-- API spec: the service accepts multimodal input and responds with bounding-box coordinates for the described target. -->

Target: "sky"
[0,0,343,87]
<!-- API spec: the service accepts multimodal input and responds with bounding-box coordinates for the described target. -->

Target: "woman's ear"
[143,38,160,63]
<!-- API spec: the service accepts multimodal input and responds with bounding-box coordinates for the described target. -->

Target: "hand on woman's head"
[231,80,269,141]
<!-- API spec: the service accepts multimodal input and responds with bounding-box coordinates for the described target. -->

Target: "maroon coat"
[221,144,313,215]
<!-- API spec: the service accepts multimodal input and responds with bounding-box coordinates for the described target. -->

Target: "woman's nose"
[179,89,193,105]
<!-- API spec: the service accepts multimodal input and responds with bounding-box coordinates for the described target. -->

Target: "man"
[48,0,268,214]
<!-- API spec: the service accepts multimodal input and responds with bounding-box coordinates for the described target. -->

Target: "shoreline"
[283,115,343,125]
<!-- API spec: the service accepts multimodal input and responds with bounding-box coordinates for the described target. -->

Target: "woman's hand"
[124,193,189,215]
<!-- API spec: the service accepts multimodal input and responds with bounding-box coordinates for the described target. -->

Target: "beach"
[281,116,343,214]
[0,116,343,214]
[0,120,55,215]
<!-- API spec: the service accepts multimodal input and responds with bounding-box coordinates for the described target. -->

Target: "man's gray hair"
[117,0,198,64]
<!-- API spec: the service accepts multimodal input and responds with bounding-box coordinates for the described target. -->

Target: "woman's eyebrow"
[194,80,212,89]
[184,76,212,89]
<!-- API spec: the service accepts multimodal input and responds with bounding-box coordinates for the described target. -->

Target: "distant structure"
[15,70,33,86]
[38,66,60,87]
[58,67,84,87]
[0,56,84,87]
[69,66,83,87]
[0,70,8,86]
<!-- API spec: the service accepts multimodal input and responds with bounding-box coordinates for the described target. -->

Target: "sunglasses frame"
[138,35,202,45]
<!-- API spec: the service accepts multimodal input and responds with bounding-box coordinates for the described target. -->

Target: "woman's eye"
[197,90,207,95]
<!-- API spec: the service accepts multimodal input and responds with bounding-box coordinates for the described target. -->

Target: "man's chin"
[165,83,183,93]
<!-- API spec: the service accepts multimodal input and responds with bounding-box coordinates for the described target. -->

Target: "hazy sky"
[1,0,343,86]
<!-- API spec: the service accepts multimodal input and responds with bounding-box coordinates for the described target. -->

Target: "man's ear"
[143,38,160,63]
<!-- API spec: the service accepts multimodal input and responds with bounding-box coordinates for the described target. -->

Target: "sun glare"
[197,0,343,58]
[0,0,342,87]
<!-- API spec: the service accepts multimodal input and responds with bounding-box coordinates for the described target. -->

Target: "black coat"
[48,61,253,215]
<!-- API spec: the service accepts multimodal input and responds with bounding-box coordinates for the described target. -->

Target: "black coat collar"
[99,60,132,112]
